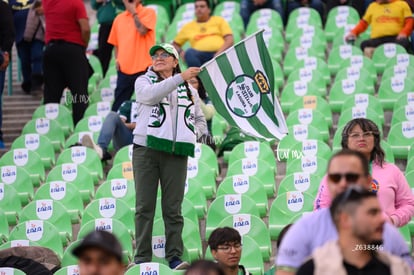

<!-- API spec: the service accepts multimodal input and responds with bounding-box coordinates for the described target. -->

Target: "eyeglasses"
[347,131,375,139]
[151,52,172,60]
[328,173,361,184]
[216,243,242,252]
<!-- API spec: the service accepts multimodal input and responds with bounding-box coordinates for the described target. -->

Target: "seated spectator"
[185,260,225,275]
[345,0,414,58]
[81,100,137,160]
[286,0,324,23]
[208,227,252,275]
[275,149,412,275]
[173,0,234,67]
[73,230,125,275]
[240,0,285,27]
[324,0,365,18]
[314,118,414,227]
[297,186,411,275]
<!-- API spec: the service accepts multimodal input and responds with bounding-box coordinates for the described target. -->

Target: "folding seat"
[34,181,83,224]
[217,174,268,217]
[382,64,414,83]
[74,115,104,134]
[154,197,199,226]
[378,76,414,110]
[340,94,384,123]
[269,191,315,240]
[285,7,322,42]
[387,121,414,159]
[286,109,329,141]
[183,178,207,219]
[290,96,332,126]
[393,92,414,111]
[32,103,73,138]
[391,105,414,126]
[334,66,375,92]
[226,157,276,197]
[84,101,112,118]
[98,68,117,90]
[106,161,134,181]
[186,158,217,199]
[95,178,135,212]
[78,218,133,263]
[56,146,103,184]
[286,156,328,178]
[22,118,65,152]
[152,217,201,262]
[54,265,80,275]
[338,55,376,80]
[226,141,275,169]
[331,25,371,49]
[113,144,133,165]
[337,106,383,129]
[283,48,319,77]
[289,29,326,59]
[289,139,332,161]
[277,172,322,197]
[218,213,271,261]
[11,134,55,170]
[0,183,21,226]
[0,165,33,206]
[213,0,241,15]
[9,220,63,259]
[125,263,174,275]
[64,131,99,149]
[286,67,328,93]
[380,140,395,164]
[19,200,72,245]
[384,53,414,68]
[46,163,95,203]
[0,268,26,275]
[89,87,114,104]
[61,241,80,267]
[81,198,134,237]
[324,6,360,42]
[143,0,176,22]
[372,43,407,74]
[205,194,260,238]
[0,149,45,187]
[280,81,321,113]
[193,143,219,176]
[0,210,9,243]
[246,8,283,34]
[146,4,170,43]
[211,113,229,147]
[87,53,103,81]
[407,143,414,162]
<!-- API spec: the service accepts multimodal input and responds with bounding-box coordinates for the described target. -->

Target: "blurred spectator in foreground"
[240,0,285,27]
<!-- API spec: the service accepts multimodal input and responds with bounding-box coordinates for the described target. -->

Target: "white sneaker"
[81,135,103,159]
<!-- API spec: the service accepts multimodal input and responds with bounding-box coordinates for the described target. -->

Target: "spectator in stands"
[297,186,411,275]
[185,260,225,275]
[275,149,412,275]
[240,0,285,27]
[43,0,90,125]
[208,227,252,275]
[286,0,324,23]
[0,0,15,149]
[81,100,137,161]
[132,43,207,270]
[172,0,234,67]
[345,0,414,58]
[315,118,414,227]
[108,0,155,112]
[90,0,124,77]
[9,0,44,94]
[73,230,125,275]
[323,0,366,18]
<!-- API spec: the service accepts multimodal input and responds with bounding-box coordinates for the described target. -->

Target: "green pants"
[132,145,188,263]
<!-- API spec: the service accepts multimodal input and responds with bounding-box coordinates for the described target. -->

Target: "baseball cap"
[149,43,179,59]
[72,230,123,262]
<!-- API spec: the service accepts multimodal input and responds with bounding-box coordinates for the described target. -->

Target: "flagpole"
[200,29,265,71]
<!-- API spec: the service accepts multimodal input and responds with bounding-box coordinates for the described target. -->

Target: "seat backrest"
[0,165,34,205]
[372,43,407,74]
[64,132,99,149]
[22,118,65,151]
[289,139,332,160]
[106,162,134,181]
[113,144,133,165]
[387,121,414,159]
[11,134,56,169]
[278,172,322,196]
[95,178,135,210]
[286,155,328,178]
[228,141,275,169]
[290,95,332,126]
[32,103,74,135]
[54,265,80,275]
[125,262,172,275]
[84,101,112,118]
[0,183,21,225]
[393,92,414,112]
[340,93,384,120]
[193,143,219,176]
[74,115,104,134]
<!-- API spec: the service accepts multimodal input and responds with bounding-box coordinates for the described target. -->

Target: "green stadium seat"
[269,192,314,240]
[0,165,33,206]
[0,268,26,275]
[95,178,135,212]
[61,241,80,267]
[146,4,170,43]
[288,29,326,59]
[0,183,21,226]
[286,67,328,94]
[227,141,275,170]
[34,181,83,224]
[283,48,319,77]
[125,262,173,275]
[184,178,207,219]
[337,106,383,129]
[280,81,321,113]
[84,101,112,118]
[286,109,330,141]
[338,55,376,80]
[340,94,384,123]
[46,163,95,203]
[334,66,375,93]
[289,139,332,160]
[290,96,333,126]
[246,8,283,34]
[0,210,8,243]
[54,265,80,275]
[89,87,114,104]
[22,118,65,152]
[324,6,360,42]
[372,43,407,74]
[211,113,229,147]
[378,76,414,110]
[193,143,219,176]
[286,156,328,178]
[393,92,414,111]
[11,134,55,170]
[113,144,133,165]
[384,53,414,69]
[74,115,104,134]
[382,64,414,83]
[143,0,176,22]
[391,105,414,126]
[32,103,73,138]
[205,194,260,239]
[64,131,99,149]
[218,214,271,261]
[186,158,217,199]
[277,172,322,197]
[9,220,64,259]
[19,200,72,245]
[285,7,322,42]
[271,59,284,91]
[387,121,414,159]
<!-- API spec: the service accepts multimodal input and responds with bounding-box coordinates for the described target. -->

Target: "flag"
[199,30,288,141]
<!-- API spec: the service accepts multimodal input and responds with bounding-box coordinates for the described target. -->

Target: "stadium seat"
[61,240,80,267]
[184,178,207,219]
[269,192,315,240]
[0,165,33,206]
[339,55,376,80]
[387,121,414,159]
[372,43,407,74]
[283,49,319,77]
[186,158,217,199]
[95,178,136,212]
[324,6,360,41]
[271,59,284,91]
[384,53,414,69]
[78,218,133,263]
[286,67,328,94]
[286,109,329,141]
[9,220,64,259]
[285,7,322,42]
[327,44,363,75]
[84,101,112,118]
[246,8,283,34]
[289,30,326,59]
[378,76,414,110]
[391,105,414,126]
[277,172,322,197]
[290,96,332,126]
[32,103,74,137]
[337,106,383,129]
[46,163,95,203]
[289,139,332,160]
[226,157,276,197]
[407,143,414,162]
[125,262,173,275]
[193,142,219,176]
[89,87,115,104]
[0,183,21,226]
[56,146,103,184]
[382,64,414,83]
[280,81,321,113]
[205,194,260,239]
[217,174,268,217]
[113,144,133,165]
[11,134,56,170]
[340,94,384,123]
[226,141,275,169]
[22,118,65,152]
[106,162,134,181]
[211,113,229,147]
[286,156,328,178]
[54,265,80,275]
[34,181,83,224]
[74,115,104,134]
[0,148,45,187]
[218,213,271,261]
[64,131,99,149]
[0,268,26,275]
[0,210,8,243]
[334,66,375,93]
[19,200,72,245]
[393,92,414,111]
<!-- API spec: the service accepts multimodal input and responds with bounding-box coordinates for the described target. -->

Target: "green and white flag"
[199,30,288,140]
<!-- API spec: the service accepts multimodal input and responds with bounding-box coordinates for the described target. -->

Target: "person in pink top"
[314,118,414,227]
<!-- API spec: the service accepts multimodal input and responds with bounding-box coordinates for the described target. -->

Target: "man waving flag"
[199,30,288,140]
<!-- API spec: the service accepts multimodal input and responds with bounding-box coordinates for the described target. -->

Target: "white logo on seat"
[13,149,29,166]
[1,165,17,184]
[25,220,44,241]
[99,198,116,218]
[224,194,242,214]
[152,236,166,258]
[233,214,251,235]
[24,134,40,150]
[232,174,250,194]
[293,172,311,192]
[49,181,66,200]
[110,179,128,198]
[286,191,304,212]
[71,146,87,164]
[241,158,258,176]
[36,199,53,220]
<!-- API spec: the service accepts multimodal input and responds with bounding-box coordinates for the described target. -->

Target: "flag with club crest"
[199,30,288,140]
